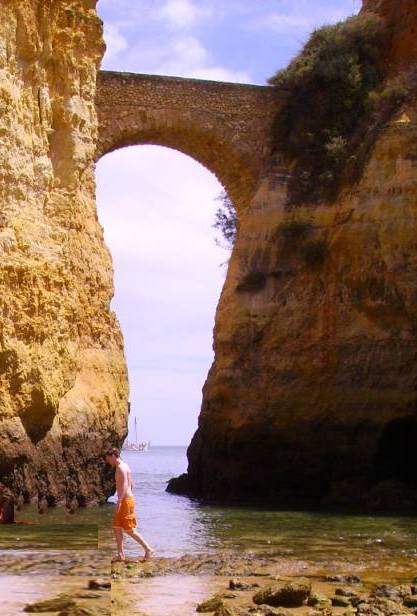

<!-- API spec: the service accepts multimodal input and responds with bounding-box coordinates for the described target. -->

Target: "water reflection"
[120,575,223,616]
[0,523,98,550]
[190,506,417,578]
[0,574,110,616]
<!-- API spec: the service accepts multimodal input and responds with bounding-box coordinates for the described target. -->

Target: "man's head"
[104,447,120,466]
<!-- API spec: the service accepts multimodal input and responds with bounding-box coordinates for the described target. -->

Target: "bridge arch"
[95,71,278,212]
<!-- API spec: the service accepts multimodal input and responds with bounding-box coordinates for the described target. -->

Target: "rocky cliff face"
[2,0,417,512]
[363,0,417,69]
[171,0,417,509]
[0,1,128,506]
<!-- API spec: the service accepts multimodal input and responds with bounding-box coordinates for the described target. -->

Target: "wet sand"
[109,549,417,616]
[0,544,416,615]
[112,574,225,616]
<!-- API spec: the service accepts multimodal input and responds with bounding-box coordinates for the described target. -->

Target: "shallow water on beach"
[3,447,417,581]
[0,574,109,615]
[0,575,61,616]
[113,575,224,616]
[0,523,99,550]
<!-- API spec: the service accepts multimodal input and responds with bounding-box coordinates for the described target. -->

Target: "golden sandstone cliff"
[172,0,417,509]
[0,1,128,506]
[1,0,417,511]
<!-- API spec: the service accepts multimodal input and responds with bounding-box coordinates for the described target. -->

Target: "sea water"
[1,446,416,578]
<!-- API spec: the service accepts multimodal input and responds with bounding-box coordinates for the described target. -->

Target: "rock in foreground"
[253,583,311,607]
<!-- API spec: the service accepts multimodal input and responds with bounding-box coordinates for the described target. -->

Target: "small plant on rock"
[213,191,238,251]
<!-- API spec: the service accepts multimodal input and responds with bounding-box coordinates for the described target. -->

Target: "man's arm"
[115,465,129,510]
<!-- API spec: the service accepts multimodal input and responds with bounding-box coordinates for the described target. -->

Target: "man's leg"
[113,526,125,560]
[125,529,154,559]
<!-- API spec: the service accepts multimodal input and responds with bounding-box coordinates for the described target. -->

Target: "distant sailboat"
[122,416,150,452]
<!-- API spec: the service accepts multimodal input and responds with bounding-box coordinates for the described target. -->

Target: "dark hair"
[104,447,120,459]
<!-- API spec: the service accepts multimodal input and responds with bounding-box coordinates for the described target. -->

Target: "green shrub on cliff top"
[268,13,388,204]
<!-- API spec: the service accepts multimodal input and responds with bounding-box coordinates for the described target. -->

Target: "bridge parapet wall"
[96,71,279,211]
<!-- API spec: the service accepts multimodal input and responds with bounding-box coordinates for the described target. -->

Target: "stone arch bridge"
[95,71,279,211]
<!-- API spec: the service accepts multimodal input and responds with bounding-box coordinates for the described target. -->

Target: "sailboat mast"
[135,417,138,445]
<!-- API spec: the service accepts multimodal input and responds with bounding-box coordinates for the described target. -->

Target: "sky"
[95,0,361,446]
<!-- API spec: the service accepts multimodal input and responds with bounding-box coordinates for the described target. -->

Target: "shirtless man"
[104,447,154,562]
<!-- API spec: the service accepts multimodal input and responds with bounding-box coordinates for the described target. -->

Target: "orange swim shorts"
[113,496,137,531]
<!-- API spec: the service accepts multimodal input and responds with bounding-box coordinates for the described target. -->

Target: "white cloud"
[185,65,251,83]
[159,35,208,71]
[155,0,210,29]
[102,22,128,62]
[250,13,316,33]
[247,1,362,33]
[147,36,251,82]
[103,32,252,83]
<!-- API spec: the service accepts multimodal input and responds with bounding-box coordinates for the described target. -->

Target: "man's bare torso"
[115,460,134,500]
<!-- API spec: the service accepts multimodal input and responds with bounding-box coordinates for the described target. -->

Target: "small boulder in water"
[197,595,224,613]
[253,582,311,607]
[332,596,352,608]
[229,578,259,591]
[307,592,332,608]
[214,607,242,616]
[372,584,411,600]
[24,594,76,612]
[335,588,358,597]
[244,606,293,615]
[88,579,111,590]
[325,575,361,585]
[58,607,99,615]
[403,596,417,608]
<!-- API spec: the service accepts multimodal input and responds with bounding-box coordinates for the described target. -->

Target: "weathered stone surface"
[332,596,352,608]
[88,579,111,591]
[0,1,128,505]
[253,583,311,607]
[196,595,224,613]
[308,592,333,608]
[24,593,75,612]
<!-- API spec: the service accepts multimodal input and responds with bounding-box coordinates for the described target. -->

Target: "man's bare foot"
[111,554,126,563]
[140,548,155,562]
